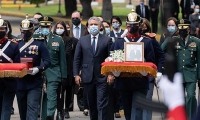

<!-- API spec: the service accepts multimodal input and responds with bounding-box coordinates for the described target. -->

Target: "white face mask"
[56,29,64,35]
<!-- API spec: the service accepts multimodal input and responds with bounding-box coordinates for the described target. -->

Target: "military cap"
[38,16,53,26]
[176,19,191,29]
[126,9,141,24]
[20,14,34,30]
[0,15,7,28]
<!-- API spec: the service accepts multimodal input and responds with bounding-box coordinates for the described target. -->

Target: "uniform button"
[0,59,2,62]
[184,49,185,50]
[183,60,184,62]
[25,51,26,52]
[183,66,184,68]
[24,55,26,58]
[183,54,185,56]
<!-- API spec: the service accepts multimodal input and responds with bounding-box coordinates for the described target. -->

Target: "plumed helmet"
[20,14,34,30]
[0,15,7,28]
[126,9,141,24]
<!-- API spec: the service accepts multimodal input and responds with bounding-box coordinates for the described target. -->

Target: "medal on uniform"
[35,46,38,55]
[32,51,35,54]
[28,47,32,54]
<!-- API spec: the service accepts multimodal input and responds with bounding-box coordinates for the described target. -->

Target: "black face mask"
[130,25,139,34]
[179,29,188,39]
[22,31,32,41]
[72,18,81,26]
[0,31,6,39]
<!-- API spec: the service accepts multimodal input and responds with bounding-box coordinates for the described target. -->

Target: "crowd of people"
[0,0,200,120]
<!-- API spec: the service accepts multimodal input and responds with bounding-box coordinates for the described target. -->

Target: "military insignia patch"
[52,42,59,46]
[189,42,196,47]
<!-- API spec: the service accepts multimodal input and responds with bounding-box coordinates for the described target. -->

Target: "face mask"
[99,31,104,35]
[56,29,64,35]
[23,31,32,41]
[41,28,50,36]
[0,31,6,39]
[105,28,111,35]
[89,25,99,35]
[167,26,176,34]
[112,23,120,29]
[34,28,40,34]
[195,9,199,13]
[72,18,81,26]
[179,29,188,38]
[129,25,139,34]
[140,2,144,5]
[6,28,9,34]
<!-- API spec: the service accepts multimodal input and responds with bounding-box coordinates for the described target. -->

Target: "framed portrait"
[124,42,144,62]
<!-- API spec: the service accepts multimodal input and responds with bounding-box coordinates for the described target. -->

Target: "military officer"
[38,16,67,120]
[161,19,200,120]
[111,10,156,120]
[0,16,20,120]
[16,15,51,120]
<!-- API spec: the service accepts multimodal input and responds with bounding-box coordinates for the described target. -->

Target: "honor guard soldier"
[161,19,200,120]
[16,14,51,120]
[38,16,67,120]
[0,16,20,120]
[111,10,156,120]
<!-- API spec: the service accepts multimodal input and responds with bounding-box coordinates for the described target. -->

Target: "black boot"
[64,109,70,119]
[46,116,53,120]
[56,111,63,120]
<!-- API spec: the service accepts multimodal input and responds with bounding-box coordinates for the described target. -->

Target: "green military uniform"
[38,17,67,120]
[161,19,200,120]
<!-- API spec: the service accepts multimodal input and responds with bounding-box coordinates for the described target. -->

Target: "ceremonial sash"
[19,38,34,53]
[0,41,13,63]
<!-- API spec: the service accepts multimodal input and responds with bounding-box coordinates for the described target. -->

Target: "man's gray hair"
[88,16,101,25]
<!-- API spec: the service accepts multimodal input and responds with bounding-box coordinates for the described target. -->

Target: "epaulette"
[190,35,200,40]
[10,39,18,44]
[145,33,156,38]
[14,38,22,42]
[141,35,151,39]
[34,37,45,40]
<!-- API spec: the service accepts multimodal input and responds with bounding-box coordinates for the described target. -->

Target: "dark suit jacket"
[180,0,191,15]
[73,34,112,83]
[136,5,150,21]
[110,29,124,40]
[149,0,160,10]
[71,23,86,39]
[129,49,142,61]
[170,0,179,15]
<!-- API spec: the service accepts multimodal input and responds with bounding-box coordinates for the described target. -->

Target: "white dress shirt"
[113,29,122,37]
[73,24,81,39]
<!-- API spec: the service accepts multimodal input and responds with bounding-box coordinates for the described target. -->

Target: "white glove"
[105,57,113,62]
[139,72,148,76]
[29,67,39,75]
[112,72,121,77]
[155,72,162,84]
[158,72,185,110]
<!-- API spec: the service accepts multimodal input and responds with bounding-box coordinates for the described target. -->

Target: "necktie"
[141,5,144,17]
[92,37,96,54]
[75,26,79,39]
[44,36,47,45]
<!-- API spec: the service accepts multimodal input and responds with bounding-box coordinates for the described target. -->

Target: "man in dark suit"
[180,0,192,19]
[128,48,142,61]
[73,16,114,120]
[136,0,150,21]
[149,0,160,33]
[71,11,86,39]
[111,10,155,120]
[71,10,86,112]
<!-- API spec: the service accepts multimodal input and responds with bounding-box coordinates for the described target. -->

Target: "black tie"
[44,36,47,45]
[92,37,96,54]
